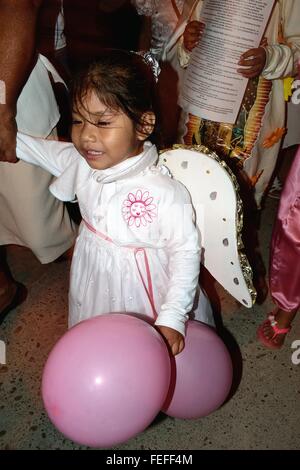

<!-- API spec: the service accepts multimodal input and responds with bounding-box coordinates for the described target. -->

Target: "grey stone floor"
[0,197,299,450]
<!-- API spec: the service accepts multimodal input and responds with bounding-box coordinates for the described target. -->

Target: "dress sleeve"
[177,36,192,68]
[154,180,201,337]
[262,0,300,79]
[16,132,80,177]
[131,0,155,17]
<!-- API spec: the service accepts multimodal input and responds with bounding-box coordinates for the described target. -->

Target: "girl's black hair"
[71,49,162,148]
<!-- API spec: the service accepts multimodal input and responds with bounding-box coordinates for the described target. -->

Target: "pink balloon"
[42,314,171,447]
[163,321,233,419]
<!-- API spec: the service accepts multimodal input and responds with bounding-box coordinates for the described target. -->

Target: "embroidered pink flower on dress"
[122,189,157,227]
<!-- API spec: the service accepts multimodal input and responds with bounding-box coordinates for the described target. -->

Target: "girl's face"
[71,91,146,171]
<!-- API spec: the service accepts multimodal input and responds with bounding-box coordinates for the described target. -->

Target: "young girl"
[15,49,213,356]
[257,145,300,349]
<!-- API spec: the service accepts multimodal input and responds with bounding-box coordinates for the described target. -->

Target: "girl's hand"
[183,21,205,52]
[157,325,185,356]
[237,47,266,78]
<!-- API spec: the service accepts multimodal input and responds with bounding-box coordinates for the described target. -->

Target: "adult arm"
[0,0,43,162]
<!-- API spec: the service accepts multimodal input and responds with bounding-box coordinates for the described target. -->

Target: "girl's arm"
[177,21,205,68]
[183,20,205,52]
[176,1,204,68]
[155,181,201,353]
[16,132,81,177]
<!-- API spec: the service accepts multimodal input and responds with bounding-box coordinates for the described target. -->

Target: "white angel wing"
[159,145,256,308]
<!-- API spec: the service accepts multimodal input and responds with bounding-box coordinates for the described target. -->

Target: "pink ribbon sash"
[83,219,157,318]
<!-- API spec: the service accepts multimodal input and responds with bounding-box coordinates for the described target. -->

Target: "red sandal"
[257,314,291,350]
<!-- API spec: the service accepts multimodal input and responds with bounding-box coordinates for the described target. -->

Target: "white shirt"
[16,55,65,138]
[16,134,203,335]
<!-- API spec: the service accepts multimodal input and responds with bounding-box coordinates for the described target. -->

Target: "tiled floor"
[0,197,299,450]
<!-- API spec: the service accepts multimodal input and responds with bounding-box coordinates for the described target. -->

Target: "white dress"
[16,134,214,335]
